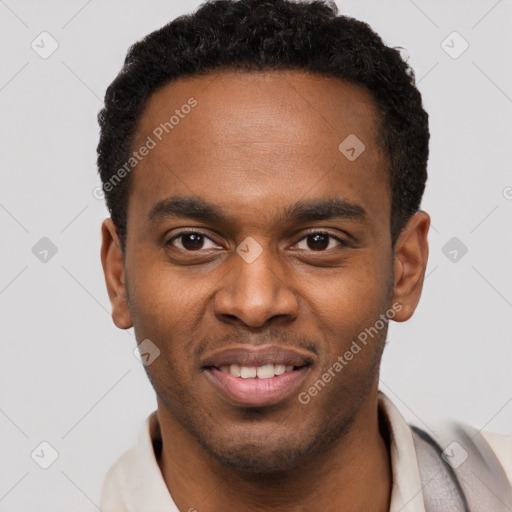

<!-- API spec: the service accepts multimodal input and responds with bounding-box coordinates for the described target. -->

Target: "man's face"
[113,70,399,470]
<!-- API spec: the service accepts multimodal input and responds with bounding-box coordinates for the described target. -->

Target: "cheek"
[310,250,390,314]
[126,266,196,365]
[128,249,208,321]
[304,255,392,359]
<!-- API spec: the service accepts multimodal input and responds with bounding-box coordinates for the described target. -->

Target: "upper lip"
[201,345,315,369]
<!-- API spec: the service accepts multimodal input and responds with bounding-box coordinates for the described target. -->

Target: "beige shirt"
[100,392,512,511]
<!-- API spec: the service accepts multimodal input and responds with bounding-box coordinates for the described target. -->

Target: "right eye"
[166,231,221,252]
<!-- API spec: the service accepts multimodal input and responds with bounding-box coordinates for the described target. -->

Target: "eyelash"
[165,230,349,252]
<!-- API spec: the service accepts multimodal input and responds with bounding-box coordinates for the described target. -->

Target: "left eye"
[294,232,346,251]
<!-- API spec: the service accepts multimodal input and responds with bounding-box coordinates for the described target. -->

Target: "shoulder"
[99,411,158,512]
[481,429,512,487]
[99,444,138,512]
[411,420,512,510]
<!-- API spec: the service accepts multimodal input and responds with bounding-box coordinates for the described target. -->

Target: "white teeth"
[274,364,286,375]
[240,366,257,378]
[224,363,297,378]
[256,364,275,379]
[229,364,241,377]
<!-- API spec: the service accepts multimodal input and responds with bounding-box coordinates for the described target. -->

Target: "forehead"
[136,70,382,149]
[128,70,390,235]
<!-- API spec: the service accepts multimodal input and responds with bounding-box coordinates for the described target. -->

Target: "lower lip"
[205,367,310,407]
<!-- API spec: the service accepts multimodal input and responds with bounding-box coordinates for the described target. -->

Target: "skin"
[101,70,430,511]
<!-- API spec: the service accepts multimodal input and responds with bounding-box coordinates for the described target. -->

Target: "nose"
[213,241,299,328]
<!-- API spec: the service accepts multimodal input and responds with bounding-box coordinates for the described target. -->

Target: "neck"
[157,391,391,512]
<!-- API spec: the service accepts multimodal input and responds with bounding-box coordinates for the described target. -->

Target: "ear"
[100,218,133,329]
[391,211,430,322]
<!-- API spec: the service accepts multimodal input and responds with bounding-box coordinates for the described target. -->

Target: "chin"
[203,437,313,473]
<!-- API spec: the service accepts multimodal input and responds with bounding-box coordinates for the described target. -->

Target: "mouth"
[201,345,314,407]
[213,362,302,378]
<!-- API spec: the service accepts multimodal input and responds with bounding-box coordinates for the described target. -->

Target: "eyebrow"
[147,195,369,226]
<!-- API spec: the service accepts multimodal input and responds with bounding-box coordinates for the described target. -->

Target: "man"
[97,0,511,510]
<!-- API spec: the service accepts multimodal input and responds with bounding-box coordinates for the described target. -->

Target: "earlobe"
[391,211,430,323]
[100,218,133,330]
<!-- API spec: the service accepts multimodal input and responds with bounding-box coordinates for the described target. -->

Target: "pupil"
[308,233,329,251]
[183,233,203,250]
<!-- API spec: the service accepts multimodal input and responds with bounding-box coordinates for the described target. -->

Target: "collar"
[101,391,428,511]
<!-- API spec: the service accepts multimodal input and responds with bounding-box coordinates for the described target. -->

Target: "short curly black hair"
[97,0,429,253]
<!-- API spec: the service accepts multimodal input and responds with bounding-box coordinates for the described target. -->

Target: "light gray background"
[1,0,511,510]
